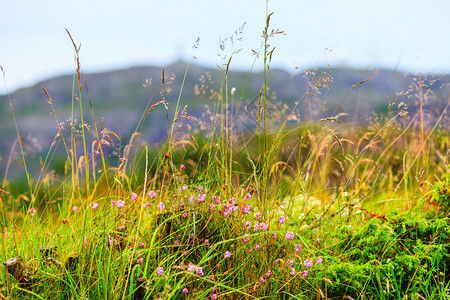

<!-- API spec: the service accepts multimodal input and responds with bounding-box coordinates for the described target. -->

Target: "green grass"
[1,4,449,299]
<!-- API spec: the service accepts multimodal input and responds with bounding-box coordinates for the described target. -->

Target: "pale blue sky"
[1,0,449,93]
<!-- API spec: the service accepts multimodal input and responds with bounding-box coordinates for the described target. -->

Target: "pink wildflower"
[116,200,125,208]
[245,193,252,201]
[108,237,117,246]
[290,268,296,275]
[287,259,294,267]
[110,200,116,207]
[211,294,217,300]
[187,263,196,273]
[304,260,313,268]
[259,277,265,283]
[29,208,37,216]
[158,201,165,210]
[137,257,144,264]
[241,204,250,215]
[295,244,302,254]
[279,216,285,224]
[131,192,138,200]
[72,206,79,213]
[316,257,323,264]
[139,242,145,248]
[92,202,99,209]
[174,240,180,245]
[182,212,188,219]
[224,251,231,258]
[180,164,185,171]
[264,270,272,279]
[285,231,295,240]
[195,266,204,276]
[157,267,164,276]
[271,232,277,239]
[254,244,261,251]
[212,196,221,204]
[148,190,156,198]
[197,194,206,203]
[302,270,308,278]
[182,287,189,294]
[256,212,262,219]
[260,222,268,231]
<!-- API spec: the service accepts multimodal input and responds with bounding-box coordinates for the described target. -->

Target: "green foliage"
[430,170,450,214]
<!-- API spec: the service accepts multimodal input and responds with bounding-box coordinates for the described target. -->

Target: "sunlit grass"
[1,4,449,300]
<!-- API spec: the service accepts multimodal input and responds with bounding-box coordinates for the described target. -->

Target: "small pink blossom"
[131,193,138,200]
[29,208,37,216]
[195,266,204,276]
[259,277,265,283]
[197,194,206,203]
[72,206,79,213]
[254,244,261,251]
[241,204,250,214]
[182,287,189,294]
[290,268,296,275]
[295,244,302,254]
[301,270,308,278]
[158,201,165,210]
[271,232,277,239]
[264,270,272,279]
[110,200,116,207]
[139,242,145,248]
[157,267,164,276]
[304,260,313,268]
[148,190,157,198]
[92,202,99,209]
[180,164,185,171]
[255,212,262,219]
[174,240,180,245]
[287,259,294,267]
[285,231,295,240]
[108,237,117,246]
[211,294,217,300]
[212,196,221,204]
[182,212,188,219]
[279,216,285,224]
[260,222,268,231]
[224,251,231,258]
[137,257,144,264]
[187,263,196,273]
[316,257,323,264]
[116,200,125,208]
[245,193,252,201]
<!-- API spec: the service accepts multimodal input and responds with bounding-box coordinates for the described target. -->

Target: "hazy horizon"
[1,0,450,94]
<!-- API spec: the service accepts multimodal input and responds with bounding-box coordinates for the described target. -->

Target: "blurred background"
[0,0,449,180]
[1,0,449,93]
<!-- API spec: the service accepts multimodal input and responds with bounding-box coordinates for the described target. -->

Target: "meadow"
[1,11,449,300]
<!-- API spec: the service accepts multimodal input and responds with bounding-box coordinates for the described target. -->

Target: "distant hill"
[0,61,448,176]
